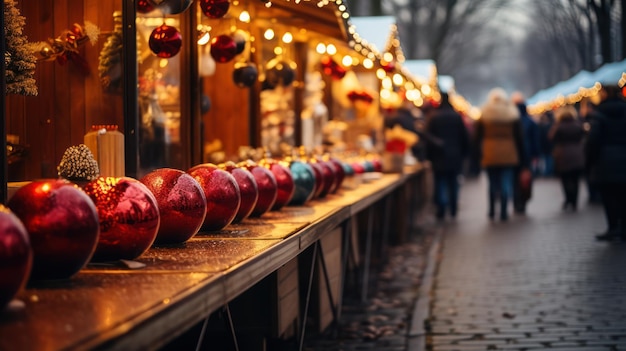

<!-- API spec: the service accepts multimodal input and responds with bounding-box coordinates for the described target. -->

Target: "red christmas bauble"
[153,0,193,14]
[219,162,258,223]
[258,158,295,211]
[137,0,156,13]
[306,158,335,198]
[351,161,366,174]
[210,35,237,63]
[0,205,32,309]
[188,164,241,231]
[149,24,182,58]
[140,169,207,245]
[381,59,395,73]
[325,157,346,194]
[285,160,316,206]
[306,160,324,199]
[238,160,277,217]
[84,177,160,262]
[200,0,230,18]
[8,180,99,280]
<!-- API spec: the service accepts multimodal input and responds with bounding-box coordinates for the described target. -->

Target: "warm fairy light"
[239,11,250,23]
[326,43,337,55]
[159,59,168,68]
[264,28,275,40]
[281,32,293,44]
[421,84,432,96]
[380,89,391,99]
[383,52,393,62]
[382,77,392,90]
[393,73,403,86]
[316,43,326,54]
[274,46,283,55]
[342,55,353,66]
[376,68,386,79]
[360,58,373,69]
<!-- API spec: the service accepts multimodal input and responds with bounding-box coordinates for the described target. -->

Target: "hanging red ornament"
[84,177,160,262]
[8,180,99,280]
[200,0,230,18]
[137,0,156,13]
[0,205,32,310]
[140,169,207,245]
[153,0,193,14]
[210,34,238,63]
[381,59,395,73]
[149,24,183,58]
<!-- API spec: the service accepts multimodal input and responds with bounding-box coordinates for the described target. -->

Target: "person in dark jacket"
[549,105,585,211]
[585,85,626,241]
[511,92,541,214]
[425,92,471,220]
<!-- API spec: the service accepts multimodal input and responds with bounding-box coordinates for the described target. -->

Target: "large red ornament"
[218,162,258,223]
[188,164,241,231]
[0,205,32,310]
[210,35,238,63]
[305,160,324,199]
[258,158,295,211]
[306,157,335,198]
[200,0,230,18]
[238,160,277,217]
[137,0,156,13]
[84,177,160,262]
[325,156,346,194]
[149,24,183,58]
[140,169,207,245]
[8,180,99,280]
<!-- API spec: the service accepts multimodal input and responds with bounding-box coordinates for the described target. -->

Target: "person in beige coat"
[475,88,525,220]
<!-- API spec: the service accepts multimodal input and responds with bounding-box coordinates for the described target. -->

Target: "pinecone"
[57,144,100,181]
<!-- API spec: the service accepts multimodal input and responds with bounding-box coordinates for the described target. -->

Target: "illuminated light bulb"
[376,68,386,79]
[274,46,283,55]
[316,43,326,54]
[282,32,293,44]
[393,73,403,86]
[264,28,275,40]
[342,55,352,66]
[363,58,373,69]
[239,11,251,23]
[383,52,393,62]
[382,77,392,90]
[326,44,337,55]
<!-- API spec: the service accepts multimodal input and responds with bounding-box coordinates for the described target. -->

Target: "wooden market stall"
[0,1,431,350]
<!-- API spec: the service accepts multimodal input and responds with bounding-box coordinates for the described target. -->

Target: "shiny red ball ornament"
[0,205,32,309]
[259,158,295,211]
[149,24,182,58]
[84,177,160,262]
[351,161,366,174]
[8,180,99,280]
[219,162,258,223]
[306,160,324,199]
[200,0,230,18]
[140,169,207,245]
[153,0,193,14]
[210,35,238,63]
[326,157,346,194]
[137,0,156,13]
[238,160,278,217]
[188,164,241,231]
[307,158,335,198]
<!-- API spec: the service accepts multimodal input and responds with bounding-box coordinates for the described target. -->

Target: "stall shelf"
[0,168,423,351]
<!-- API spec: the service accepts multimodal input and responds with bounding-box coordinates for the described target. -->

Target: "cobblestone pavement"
[427,176,626,351]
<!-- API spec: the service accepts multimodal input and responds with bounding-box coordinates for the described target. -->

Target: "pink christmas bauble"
[218,162,258,223]
[188,164,241,231]
[0,205,32,309]
[8,180,99,280]
[238,160,277,217]
[140,168,207,245]
[149,24,182,58]
[84,177,160,262]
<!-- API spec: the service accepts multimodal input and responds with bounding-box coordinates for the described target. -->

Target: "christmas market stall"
[0,1,429,350]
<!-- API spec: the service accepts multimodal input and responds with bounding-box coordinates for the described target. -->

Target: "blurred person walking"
[425,92,470,220]
[537,111,555,177]
[585,85,626,242]
[511,92,541,214]
[475,88,525,221]
[548,105,585,211]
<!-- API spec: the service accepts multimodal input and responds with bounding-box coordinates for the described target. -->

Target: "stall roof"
[349,16,397,55]
[438,75,455,93]
[403,59,437,83]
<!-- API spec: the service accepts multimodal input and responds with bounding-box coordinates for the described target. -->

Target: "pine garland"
[3,0,37,96]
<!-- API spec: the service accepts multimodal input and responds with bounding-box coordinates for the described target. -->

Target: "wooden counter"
[0,168,424,351]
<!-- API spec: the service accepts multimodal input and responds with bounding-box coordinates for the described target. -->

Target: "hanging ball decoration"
[149,24,183,58]
[0,205,32,310]
[137,0,156,13]
[265,60,296,87]
[200,0,230,19]
[233,63,258,88]
[153,0,193,14]
[84,177,160,262]
[210,35,238,63]
[233,30,248,55]
[8,180,99,280]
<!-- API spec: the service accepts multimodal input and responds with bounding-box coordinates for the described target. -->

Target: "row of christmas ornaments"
[0,151,381,311]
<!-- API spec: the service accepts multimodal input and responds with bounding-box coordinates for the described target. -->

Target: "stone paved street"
[427,176,626,351]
